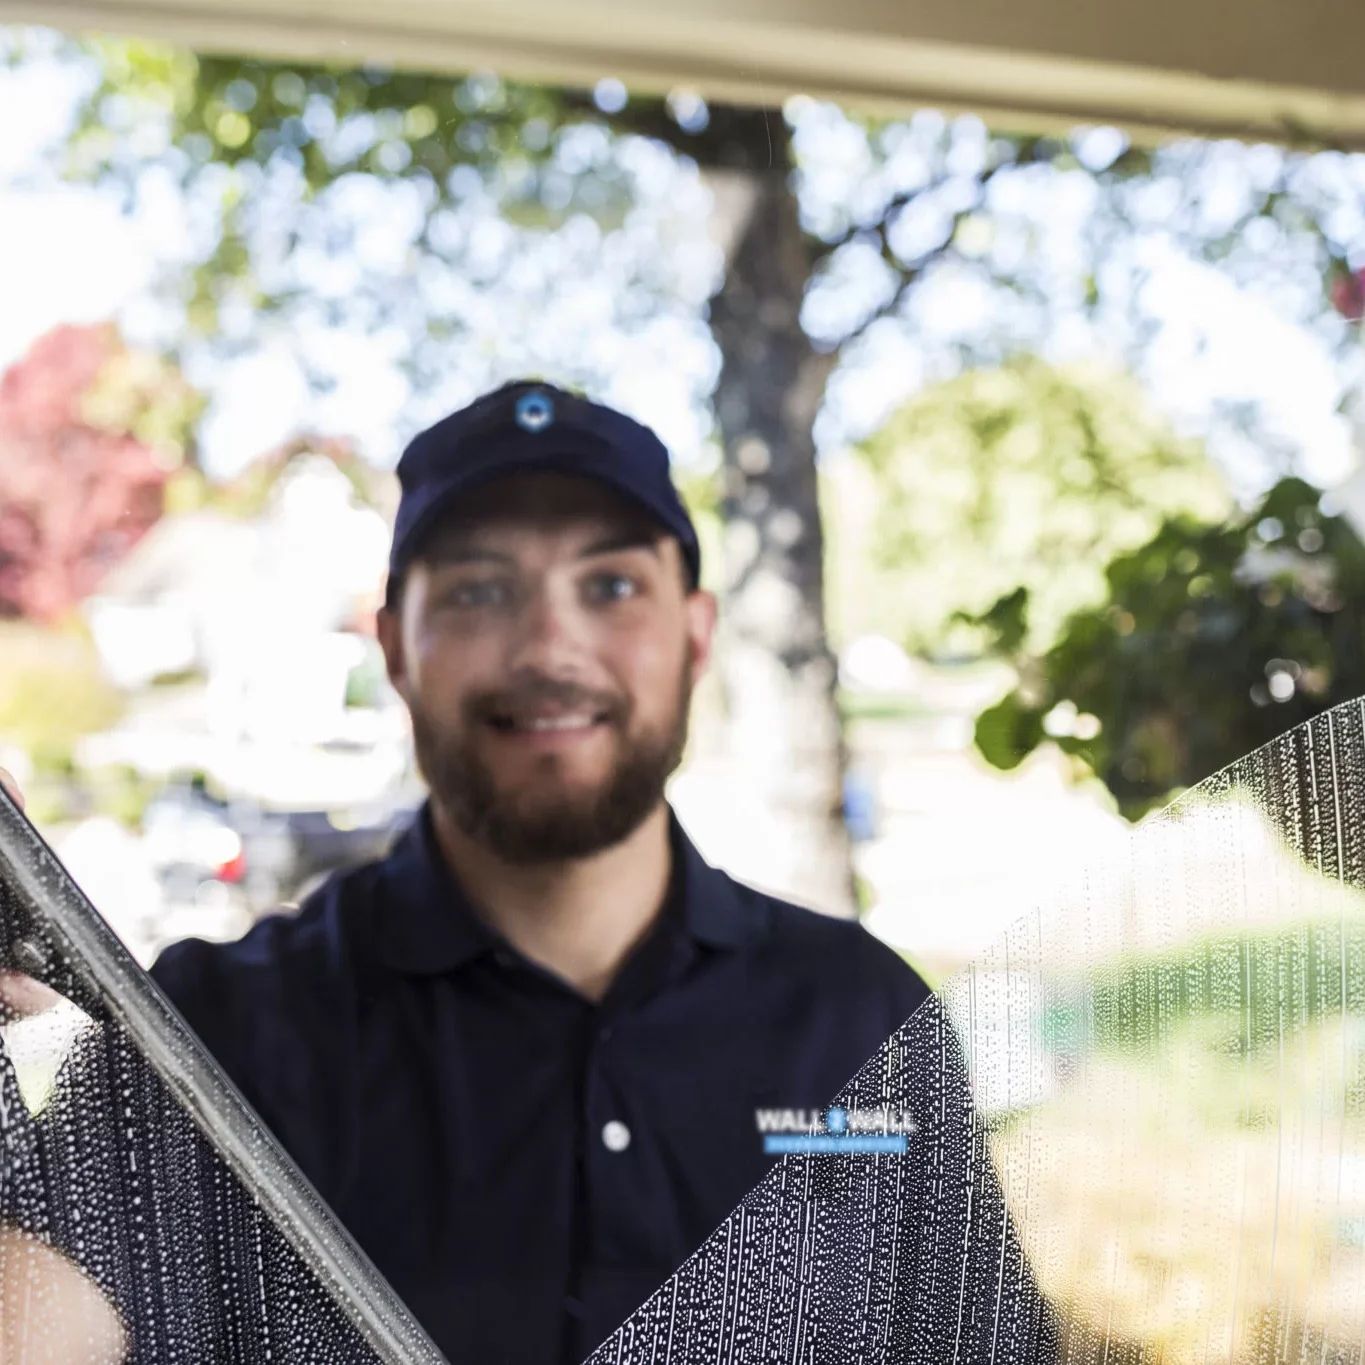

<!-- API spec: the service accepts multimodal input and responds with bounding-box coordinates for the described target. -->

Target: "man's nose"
[506,583,590,675]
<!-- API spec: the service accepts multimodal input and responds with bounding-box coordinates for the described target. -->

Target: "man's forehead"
[420,472,663,553]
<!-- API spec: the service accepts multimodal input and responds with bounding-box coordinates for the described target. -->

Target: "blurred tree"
[971,477,1365,819]
[0,323,202,622]
[852,358,1230,655]
[0,621,123,775]
[43,43,867,909]
[23,33,1365,905]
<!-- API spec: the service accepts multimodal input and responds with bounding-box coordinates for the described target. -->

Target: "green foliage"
[79,334,205,461]
[0,622,123,770]
[1086,920,1365,1060]
[973,688,1045,774]
[672,463,724,593]
[81,763,158,827]
[855,358,1230,655]
[65,43,646,335]
[973,477,1365,819]
[54,39,1365,426]
[63,38,199,176]
[168,57,561,194]
[343,639,389,709]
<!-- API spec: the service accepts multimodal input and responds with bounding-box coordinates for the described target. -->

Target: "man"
[0,381,936,1362]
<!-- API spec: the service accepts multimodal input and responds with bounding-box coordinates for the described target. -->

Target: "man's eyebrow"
[578,532,663,560]
[420,530,663,566]
[423,544,516,567]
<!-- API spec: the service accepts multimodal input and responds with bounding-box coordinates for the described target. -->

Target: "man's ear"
[685,589,719,680]
[375,604,408,698]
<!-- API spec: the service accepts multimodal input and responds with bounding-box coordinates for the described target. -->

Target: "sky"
[0,43,1359,495]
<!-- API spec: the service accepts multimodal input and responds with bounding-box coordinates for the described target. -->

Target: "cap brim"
[390,455,698,587]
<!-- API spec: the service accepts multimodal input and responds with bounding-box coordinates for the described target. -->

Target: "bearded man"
[2,383,1025,1364]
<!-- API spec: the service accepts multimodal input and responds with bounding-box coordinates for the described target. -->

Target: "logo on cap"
[515,390,554,433]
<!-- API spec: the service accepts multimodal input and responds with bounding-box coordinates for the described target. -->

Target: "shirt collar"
[375,801,756,977]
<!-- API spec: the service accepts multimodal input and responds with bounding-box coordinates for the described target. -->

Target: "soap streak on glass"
[587,697,1365,1364]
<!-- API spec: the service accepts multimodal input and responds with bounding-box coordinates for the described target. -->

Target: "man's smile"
[485,708,613,744]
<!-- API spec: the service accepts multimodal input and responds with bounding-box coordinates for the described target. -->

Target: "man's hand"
[0,972,61,1023]
[0,770,128,1360]
[0,1226,129,1363]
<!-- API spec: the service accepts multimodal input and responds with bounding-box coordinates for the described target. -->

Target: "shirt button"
[601,1120,631,1152]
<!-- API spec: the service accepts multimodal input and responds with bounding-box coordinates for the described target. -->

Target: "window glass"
[0,798,444,1365]
[588,700,1365,1363]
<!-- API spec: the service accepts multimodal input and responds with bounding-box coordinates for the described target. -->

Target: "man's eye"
[448,581,511,609]
[585,573,638,604]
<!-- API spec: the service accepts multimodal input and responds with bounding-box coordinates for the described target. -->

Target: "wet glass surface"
[10,701,1365,1362]
[590,699,1365,1363]
[0,789,444,1365]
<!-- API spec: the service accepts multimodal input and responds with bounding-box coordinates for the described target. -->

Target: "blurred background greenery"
[3,23,1365,948]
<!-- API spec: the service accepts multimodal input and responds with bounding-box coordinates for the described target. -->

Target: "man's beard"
[409,658,693,864]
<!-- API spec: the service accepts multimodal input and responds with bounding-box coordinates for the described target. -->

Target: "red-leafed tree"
[0,324,201,622]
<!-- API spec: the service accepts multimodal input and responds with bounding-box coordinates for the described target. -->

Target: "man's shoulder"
[145,859,388,1192]
[149,856,385,1008]
[723,872,932,1021]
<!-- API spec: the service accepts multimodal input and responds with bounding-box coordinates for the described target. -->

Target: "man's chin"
[418,709,686,861]
[491,755,616,796]
[464,796,653,864]
[493,785,616,831]
[477,728,615,775]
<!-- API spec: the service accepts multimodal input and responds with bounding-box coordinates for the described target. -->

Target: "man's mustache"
[466,676,628,725]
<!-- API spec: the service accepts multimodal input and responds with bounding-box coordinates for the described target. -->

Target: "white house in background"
[85,511,252,690]
[80,454,410,809]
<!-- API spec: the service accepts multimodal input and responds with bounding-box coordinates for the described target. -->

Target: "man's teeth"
[514,714,597,732]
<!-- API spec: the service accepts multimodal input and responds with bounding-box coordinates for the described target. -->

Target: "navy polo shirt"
[144,802,930,1364]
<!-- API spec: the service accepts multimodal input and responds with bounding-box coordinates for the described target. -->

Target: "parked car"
[275,801,416,906]
[141,777,417,918]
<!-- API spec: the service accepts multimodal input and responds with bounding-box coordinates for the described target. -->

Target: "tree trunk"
[701,119,856,918]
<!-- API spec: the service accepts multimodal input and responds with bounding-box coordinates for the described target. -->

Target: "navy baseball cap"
[387,380,701,595]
